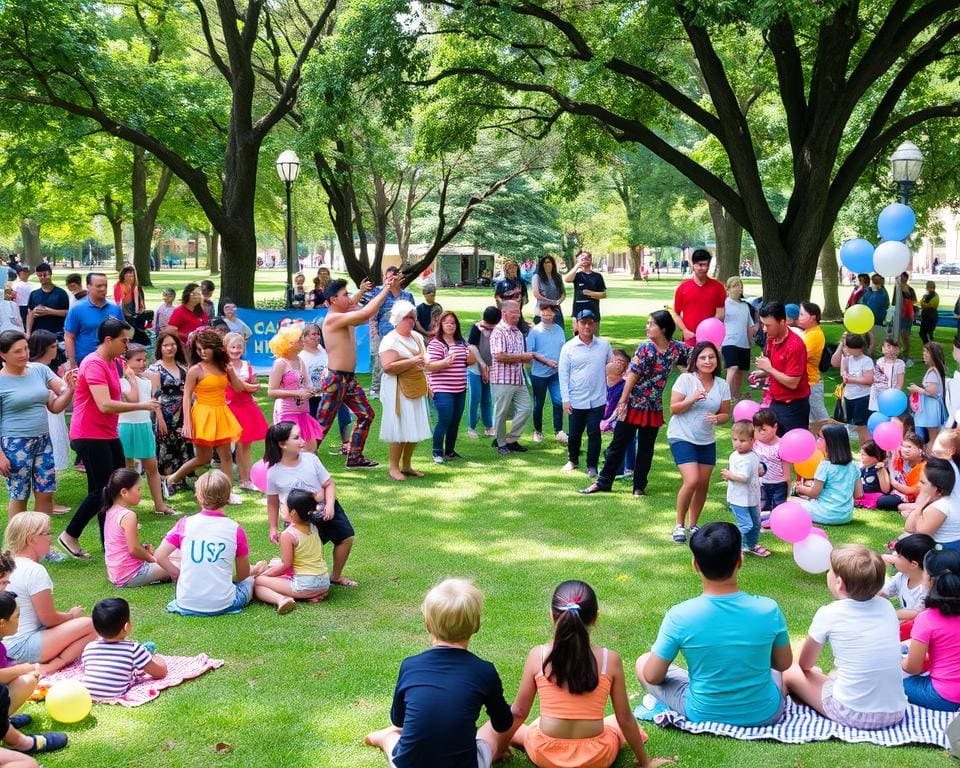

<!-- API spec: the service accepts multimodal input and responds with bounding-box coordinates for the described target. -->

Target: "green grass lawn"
[5,270,957,767]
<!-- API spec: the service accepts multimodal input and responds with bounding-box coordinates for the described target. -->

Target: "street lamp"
[889,141,924,346]
[275,150,301,309]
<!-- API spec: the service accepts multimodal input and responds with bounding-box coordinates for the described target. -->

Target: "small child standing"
[81,597,167,700]
[223,332,267,490]
[910,342,948,448]
[752,408,790,523]
[154,288,176,333]
[364,579,513,767]
[868,336,905,415]
[154,469,267,616]
[721,421,769,557]
[836,333,873,446]
[784,544,906,729]
[880,533,936,623]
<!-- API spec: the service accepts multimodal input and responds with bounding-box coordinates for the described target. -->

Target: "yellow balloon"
[45,680,92,723]
[843,304,874,334]
[793,449,824,479]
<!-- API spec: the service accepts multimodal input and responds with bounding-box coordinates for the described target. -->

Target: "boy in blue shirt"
[365,579,512,768]
[637,522,793,726]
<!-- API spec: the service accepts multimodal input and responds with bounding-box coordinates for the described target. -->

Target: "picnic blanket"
[42,654,223,707]
[649,698,953,749]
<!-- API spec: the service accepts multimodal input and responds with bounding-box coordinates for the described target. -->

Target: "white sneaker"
[228,492,243,506]
[555,430,568,445]
[533,431,543,443]
[467,429,479,439]
[561,461,577,472]
[672,524,687,543]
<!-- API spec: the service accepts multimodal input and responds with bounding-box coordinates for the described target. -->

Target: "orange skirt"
[523,721,632,768]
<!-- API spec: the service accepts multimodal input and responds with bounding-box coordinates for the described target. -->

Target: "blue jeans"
[531,373,563,434]
[467,371,492,430]
[904,674,960,711]
[433,391,467,455]
[760,482,788,513]
[730,503,761,549]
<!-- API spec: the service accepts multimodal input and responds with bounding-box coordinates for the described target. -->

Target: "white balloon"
[793,533,833,574]
[873,240,911,276]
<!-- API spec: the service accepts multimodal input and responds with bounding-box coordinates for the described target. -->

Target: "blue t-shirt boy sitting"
[637,521,793,726]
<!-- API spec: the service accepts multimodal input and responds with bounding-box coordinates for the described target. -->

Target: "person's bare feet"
[388,469,406,481]
[364,725,400,748]
[401,468,424,478]
[277,598,296,615]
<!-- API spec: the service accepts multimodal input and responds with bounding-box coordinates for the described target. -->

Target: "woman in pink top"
[99,469,170,588]
[60,317,160,561]
[426,312,474,464]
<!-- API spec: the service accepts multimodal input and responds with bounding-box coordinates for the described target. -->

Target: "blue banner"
[235,308,370,375]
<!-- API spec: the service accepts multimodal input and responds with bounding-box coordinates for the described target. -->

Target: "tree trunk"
[208,230,220,274]
[707,196,743,284]
[19,219,41,266]
[628,244,642,280]
[131,146,173,288]
[110,219,124,270]
[819,230,842,320]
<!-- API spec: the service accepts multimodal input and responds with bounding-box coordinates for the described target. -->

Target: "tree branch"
[764,17,807,149]
[192,0,231,83]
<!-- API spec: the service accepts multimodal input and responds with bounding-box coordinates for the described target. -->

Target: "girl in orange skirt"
[480,581,674,768]
[162,329,245,504]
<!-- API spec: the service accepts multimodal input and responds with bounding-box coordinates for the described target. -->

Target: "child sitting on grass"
[721,420,769,557]
[784,545,905,729]
[880,533,936,624]
[882,432,926,511]
[364,578,513,768]
[154,469,267,616]
[794,424,862,525]
[483,580,674,768]
[637,522,792,727]
[903,458,960,552]
[857,440,892,509]
[81,597,167,700]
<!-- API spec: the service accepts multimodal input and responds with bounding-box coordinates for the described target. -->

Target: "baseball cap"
[575,309,596,321]
[785,303,800,320]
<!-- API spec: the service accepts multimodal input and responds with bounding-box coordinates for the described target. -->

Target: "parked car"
[937,263,960,274]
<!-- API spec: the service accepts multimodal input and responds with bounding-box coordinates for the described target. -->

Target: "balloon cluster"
[867,389,906,450]
[840,202,916,335]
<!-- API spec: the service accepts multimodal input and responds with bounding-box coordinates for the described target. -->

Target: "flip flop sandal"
[331,576,358,588]
[154,507,178,516]
[24,732,68,754]
[57,534,90,560]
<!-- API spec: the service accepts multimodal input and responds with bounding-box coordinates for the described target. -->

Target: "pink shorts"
[821,680,904,730]
[858,492,881,509]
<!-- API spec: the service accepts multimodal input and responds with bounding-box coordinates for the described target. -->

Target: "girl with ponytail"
[481,580,674,768]
[903,548,960,711]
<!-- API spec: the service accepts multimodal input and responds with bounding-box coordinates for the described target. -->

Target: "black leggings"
[66,438,125,541]
[598,420,660,492]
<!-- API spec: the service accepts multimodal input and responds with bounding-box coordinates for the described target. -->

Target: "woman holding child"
[665,341,731,543]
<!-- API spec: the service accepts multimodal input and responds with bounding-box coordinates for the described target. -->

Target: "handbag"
[833,382,846,421]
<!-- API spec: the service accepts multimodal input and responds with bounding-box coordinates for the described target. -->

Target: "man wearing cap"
[414,284,442,339]
[755,301,810,435]
[672,249,725,346]
[489,300,533,455]
[558,309,613,478]
[12,264,32,325]
[26,263,69,339]
[362,265,414,397]
[563,251,606,331]
[64,272,124,368]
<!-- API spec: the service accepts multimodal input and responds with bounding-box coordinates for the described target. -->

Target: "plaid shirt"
[489,321,526,386]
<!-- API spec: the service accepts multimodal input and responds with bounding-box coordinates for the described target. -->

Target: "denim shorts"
[292,573,330,594]
[167,577,254,616]
[5,628,43,663]
[1,434,56,501]
[668,439,717,466]
[903,673,960,712]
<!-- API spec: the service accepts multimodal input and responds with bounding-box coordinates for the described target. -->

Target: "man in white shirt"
[558,309,613,477]
[12,264,32,325]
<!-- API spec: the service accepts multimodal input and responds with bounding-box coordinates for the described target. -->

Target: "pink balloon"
[779,428,817,464]
[809,527,830,540]
[769,501,813,544]
[873,420,904,452]
[733,399,762,422]
[695,317,725,347]
[250,459,269,493]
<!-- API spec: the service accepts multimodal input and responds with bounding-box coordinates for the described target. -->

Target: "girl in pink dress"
[267,326,324,453]
[224,333,268,490]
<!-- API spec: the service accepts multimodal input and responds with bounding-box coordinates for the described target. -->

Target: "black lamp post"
[889,141,924,344]
[275,150,301,309]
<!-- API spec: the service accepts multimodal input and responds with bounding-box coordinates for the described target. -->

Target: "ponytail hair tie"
[935,543,945,551]
[560,602,580,613]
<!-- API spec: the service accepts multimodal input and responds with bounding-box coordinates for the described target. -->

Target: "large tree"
[412,0,960,301]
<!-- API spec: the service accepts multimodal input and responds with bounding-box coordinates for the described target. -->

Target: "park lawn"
[3,271,955,767]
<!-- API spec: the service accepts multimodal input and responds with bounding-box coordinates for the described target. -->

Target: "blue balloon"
[877,203,916,242]
[867,411,890,433]
[877,388,908,418]
[839,238,875,273]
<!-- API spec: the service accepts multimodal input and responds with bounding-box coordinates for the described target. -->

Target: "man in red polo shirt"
[755,301,810,435]
[673,249,726,346]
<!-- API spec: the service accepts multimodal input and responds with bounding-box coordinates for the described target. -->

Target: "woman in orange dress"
[162,329,244,504]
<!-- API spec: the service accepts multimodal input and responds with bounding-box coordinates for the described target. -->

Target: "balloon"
[873,240,911,276]
[809,527,830,540]
[839,238,876,274]
[793,449,824,479]
[867,411,891,433]
[793,533,834,574]
[873,420,904,452]
[250,460,269,493]
[46,680,92,723]
[780,428,817,464]
[769,501,813,543]
[843,304,874,334]
[877,202,916,242]
[695,317,725,347]
[733,399,762,422]
[877,388,908,418]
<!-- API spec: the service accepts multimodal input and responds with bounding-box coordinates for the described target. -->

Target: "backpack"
[819,343,836,373]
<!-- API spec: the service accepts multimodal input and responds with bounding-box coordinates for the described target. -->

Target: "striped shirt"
[81,639,154,698]
[426,338,469,393]
[489,322,526,386]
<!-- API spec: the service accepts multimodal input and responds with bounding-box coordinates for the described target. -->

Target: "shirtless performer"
[318,273,399,469]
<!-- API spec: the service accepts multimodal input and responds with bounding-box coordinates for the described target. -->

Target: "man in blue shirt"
[526,304,567,445]
[26,263,70,339]
[64,272,124,367]
[362,265,413,397]
[637,522,793,726]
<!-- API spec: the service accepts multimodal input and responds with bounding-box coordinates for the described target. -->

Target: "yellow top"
[803,325,826,386]
[290,524,327,577]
